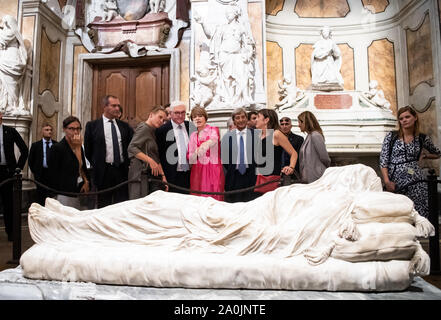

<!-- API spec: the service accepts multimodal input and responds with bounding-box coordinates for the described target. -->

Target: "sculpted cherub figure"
[275,76,305,110]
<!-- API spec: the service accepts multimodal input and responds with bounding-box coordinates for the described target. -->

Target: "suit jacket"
[0,125,28,174]
[299,131,331,183]
[48,137,89,193]
[221,128,257,191]
[28,139,57,180]
[84,117,134,187]
[156,120,194,183]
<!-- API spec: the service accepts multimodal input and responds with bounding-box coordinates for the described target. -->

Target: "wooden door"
[92,60,170,128]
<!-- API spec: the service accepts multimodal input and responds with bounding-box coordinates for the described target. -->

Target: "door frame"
[76,49,180,124]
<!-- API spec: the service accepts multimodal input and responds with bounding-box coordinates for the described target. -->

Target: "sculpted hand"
[194,12,202,24]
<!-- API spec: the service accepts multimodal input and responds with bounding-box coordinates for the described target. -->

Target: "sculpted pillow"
[332,222,418,262]
[352,192,414,224]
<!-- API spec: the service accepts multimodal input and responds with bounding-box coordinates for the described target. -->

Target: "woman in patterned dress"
[380,106,440,218]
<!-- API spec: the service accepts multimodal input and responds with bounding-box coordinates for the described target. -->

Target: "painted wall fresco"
[361,0,389,14]
[294,0,350,18]
[266,0,284,16]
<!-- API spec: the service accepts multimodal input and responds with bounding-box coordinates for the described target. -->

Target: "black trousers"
[168,171,191,194]
[96,163,129,208]
[225,169,258,203]
[35,168,53,206]
[0,166,13,240]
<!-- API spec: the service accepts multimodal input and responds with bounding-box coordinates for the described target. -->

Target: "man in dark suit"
[0,110,28,241]
[279,117,304,183]
[156,101,194,194]
[28,123,57,205]
[84,95,134,208]
[222,108,257,203]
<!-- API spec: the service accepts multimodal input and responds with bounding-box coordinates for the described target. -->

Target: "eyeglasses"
[173,111,186,116]
[66,127,82,131]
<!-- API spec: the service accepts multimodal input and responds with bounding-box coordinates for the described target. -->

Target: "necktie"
[110,120,121,166]
[177,124,189,171]
[238,133,246,175]
[44,140,51,168]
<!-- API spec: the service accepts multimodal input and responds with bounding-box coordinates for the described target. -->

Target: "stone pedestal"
[205,108,236,138]
[278,90,397,156]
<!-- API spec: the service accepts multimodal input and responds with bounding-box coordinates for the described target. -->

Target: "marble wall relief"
[418,101,439,174]
[405,12,434,96]
[266,0,284,16]
[39,27,61,102]
[294,0,350,18]
[367,38,397,114]
[266,41,283,108]
[361,0,389,14]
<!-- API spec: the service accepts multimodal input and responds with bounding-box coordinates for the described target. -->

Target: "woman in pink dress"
[187,107,225,201]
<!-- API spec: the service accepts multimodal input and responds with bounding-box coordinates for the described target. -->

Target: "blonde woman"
[297,111,331,183]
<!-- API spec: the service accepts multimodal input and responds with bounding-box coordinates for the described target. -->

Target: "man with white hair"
[156,101,194,194]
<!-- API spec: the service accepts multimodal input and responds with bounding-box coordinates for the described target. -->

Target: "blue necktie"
[238,134,246,175]
[44,140,50,168]
[110,120,121,166]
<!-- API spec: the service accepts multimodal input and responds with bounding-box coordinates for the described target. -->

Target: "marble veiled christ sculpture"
[20,164,433,291]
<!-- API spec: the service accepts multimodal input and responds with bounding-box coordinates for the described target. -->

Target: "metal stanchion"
[7,169,22,265]
[427,169,440,275]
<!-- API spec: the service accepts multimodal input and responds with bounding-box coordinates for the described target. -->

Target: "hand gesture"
[148,158,161,176]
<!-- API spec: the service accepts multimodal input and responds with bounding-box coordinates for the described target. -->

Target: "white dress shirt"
[171,120,189,171]
[102,115,124,164]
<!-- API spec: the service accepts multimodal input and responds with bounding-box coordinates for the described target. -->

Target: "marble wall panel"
[295,43,313,90]
[179,40,190,106]
[21,16,35,45]
[362,0,389,14]
[418,101,439,174]
[266,41,283,108]
[39,28,61,102]
[266,0,284,16]
[72,45,88,116]
[406,13,434,95]
[36,105,58,142]
[294,0,350,18]
[339,44,355,91]
[0,0,18,19]
[367,39,397,114]
[248,2,263,84]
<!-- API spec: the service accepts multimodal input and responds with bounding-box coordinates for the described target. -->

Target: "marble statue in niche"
[310,26,344,91]
[361,80,391,110]
[194,3,257,109]
[0,15,30,116]
[275,76,305,111]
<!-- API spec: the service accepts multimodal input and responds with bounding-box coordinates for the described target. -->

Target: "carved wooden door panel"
[92,61,169,128]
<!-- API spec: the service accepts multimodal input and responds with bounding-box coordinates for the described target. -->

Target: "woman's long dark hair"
[258,109,280,131]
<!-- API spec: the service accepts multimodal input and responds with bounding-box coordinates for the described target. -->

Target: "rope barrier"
[3,173,285,198]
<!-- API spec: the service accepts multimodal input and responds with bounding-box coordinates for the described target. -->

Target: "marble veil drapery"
[20,164,434,291]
